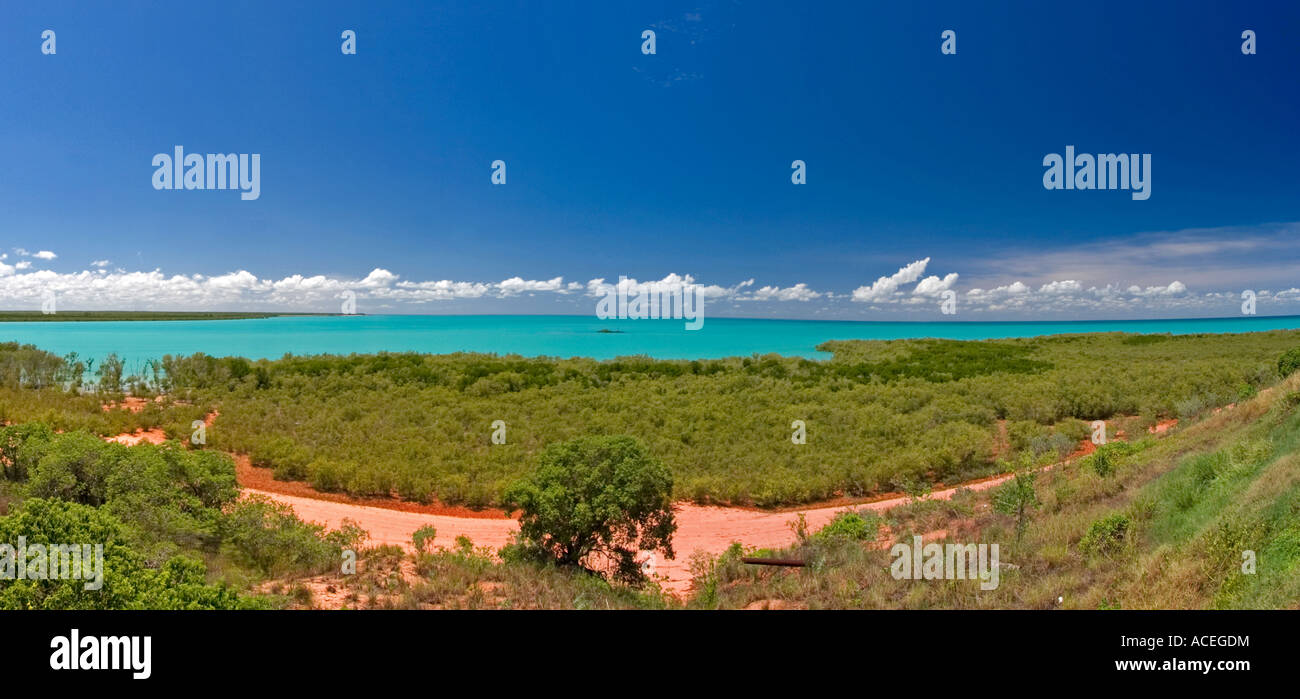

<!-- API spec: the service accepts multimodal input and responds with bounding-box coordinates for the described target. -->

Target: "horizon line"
[4,310,1300,326]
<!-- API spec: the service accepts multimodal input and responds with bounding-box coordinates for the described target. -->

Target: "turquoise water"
[3,314,1299,370]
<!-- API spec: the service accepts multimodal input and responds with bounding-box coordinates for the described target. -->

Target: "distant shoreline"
[0,311,344,322]
[2,310,1299,325]
[4,313,1299,365]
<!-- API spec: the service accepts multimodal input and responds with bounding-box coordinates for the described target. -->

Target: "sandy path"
[104,427,167,446]
[243,488,522,552]
[241,464,1040,594]
[221,415,1107,593]
[101,406,1173,595]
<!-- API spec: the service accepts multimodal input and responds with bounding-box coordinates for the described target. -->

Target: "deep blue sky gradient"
[1,0,1297,316]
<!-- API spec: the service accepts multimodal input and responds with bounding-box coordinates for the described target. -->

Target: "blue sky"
[1,0,1298,319]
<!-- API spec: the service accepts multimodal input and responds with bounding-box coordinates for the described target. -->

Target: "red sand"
[238,458,1048,595]
[104,427,167,446]
[102,396,160,413]
[1148,418,1179,434]
[99,408,1189,596]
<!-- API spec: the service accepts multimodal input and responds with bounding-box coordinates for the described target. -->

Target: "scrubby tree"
[993,469,1040,543]
[96,353,124,394]
[503,435,675,583]
[0,498,244,610]
[1279,348,1300,378]
[1078,513,1132,557]
[218,496,365,577]
[0,422,57,480]
[1089,444,1117,477]
[412,524,438,554]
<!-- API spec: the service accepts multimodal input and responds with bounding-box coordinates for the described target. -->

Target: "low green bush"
[1079,513,1131,556]
[813,510,881,542]
[1278,348,1300,377]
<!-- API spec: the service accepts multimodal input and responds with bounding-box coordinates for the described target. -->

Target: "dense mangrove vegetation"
[5,331,1294,508]
[2,333,1299,609]
[681,372,1300,609]
[0,424,362,609]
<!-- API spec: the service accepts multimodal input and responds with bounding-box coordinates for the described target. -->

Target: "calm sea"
[3,314,1299,370]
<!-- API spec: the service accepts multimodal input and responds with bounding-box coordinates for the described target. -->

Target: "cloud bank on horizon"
[4,222,1298,320]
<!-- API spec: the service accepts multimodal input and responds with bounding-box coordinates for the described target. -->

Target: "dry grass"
[686,373,1300,609]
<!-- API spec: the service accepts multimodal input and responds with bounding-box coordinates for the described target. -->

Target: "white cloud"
[747,283,822,302]
[91,260,111,268]
[12,248,57,260]
[955,277,1206,315]
[966,281,1030,299]
[391,279,492,300]
[960,222,1300,295]
[0,253,1289,319]
[584,274,759,301]
[0,266,571,310]
[852,258,933,303]
[913,273,959,297]
[498,275,564,295]
[359,268,398,287]
[1129,281,1188,296]
[852,259,964,304]
[1038,280,1082,295]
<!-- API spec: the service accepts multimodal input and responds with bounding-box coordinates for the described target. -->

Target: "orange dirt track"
[237,460,1056,594]
[100,408,1175,595]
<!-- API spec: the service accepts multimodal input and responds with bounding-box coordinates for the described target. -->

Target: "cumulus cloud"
[0,250,1290,319]
[497,276,565,295]
[851,258,962,304]
[1128,281,1188,296]
[913,273,959,297]
[0,266,581,310]
[12,248,57,260]
[966,281,1029,299]
[959,277,1199,315]
[852,258,932,303]
[391,279,492,300]
[1038,280,1083,295]
[584,274,761,301]
[746,283,822,302]
[959,222,1300,296]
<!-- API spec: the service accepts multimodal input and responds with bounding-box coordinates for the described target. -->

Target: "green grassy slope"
[681,373,1300,609]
